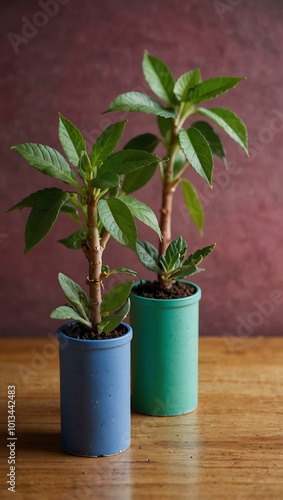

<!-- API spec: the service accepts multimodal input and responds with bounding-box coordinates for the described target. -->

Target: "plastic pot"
[130,282,201,416]
[57,322,132,457]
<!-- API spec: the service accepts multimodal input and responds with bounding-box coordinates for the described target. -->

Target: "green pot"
[130,281,201,416]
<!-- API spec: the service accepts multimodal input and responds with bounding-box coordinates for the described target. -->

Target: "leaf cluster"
[137,237,215,288]
[9,53,249,333]
[107,51,248,234]
[9,116,161,334]
[50,273,135,334]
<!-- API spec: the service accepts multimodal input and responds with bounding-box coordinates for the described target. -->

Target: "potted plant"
[106,51,248,416]
[8,115,162,454]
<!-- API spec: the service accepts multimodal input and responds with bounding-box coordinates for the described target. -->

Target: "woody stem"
[86,184,102,331]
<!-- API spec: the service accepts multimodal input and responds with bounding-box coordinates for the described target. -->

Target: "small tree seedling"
[9,115,162,337]
[107,52,248,289]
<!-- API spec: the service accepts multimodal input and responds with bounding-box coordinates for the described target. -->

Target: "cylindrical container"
[130,282,201,416]
[58,322,132,457]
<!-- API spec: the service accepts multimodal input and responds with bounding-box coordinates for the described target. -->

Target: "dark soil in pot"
[132,281,196,300]
[61,322,128,340]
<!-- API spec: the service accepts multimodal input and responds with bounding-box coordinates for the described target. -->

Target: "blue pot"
[130,282,201,416]
[57,322,132,457]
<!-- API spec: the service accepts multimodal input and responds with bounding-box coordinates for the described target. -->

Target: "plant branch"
[100,230,111,250]
[158,119,178,257]
[176,104,196,131]
[85,183,102,331]
[70,194,88,221]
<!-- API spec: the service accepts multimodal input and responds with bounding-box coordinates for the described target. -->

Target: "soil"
[132,280,196,299]
[61,322,128,341]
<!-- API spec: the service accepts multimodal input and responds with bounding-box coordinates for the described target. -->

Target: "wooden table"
[0,337,282,499]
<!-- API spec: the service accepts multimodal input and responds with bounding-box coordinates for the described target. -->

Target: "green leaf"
[100,149,161,175]
[90,120,127,166]
[122,164,157,194]
[58,272,89,320]
[181,179,204,233]
[157,116,172,142]
[97,299,130,334]
[142,51,176,104]
[78,151,92,180]
[169,264,202,281]
[120,196,162,239]
[159,254,168,272]
[101,264,110,275]
[50,306,91,328]
[60,200,78,215]
[100,266,138,279]
[191,121,227,167]
[164,237,187,270]
[58,230,86,249]
[183,244,216,266]
[60,200,81,224]
[167,252,180,271]
[25,193,70,253]
[122,135,158,193]
[173,150,186,178]
[101,281,133,314]
[136,240,161,274]
[92,170,120,189]
[58,114,86,167]
[8,188,69,253]
[197,107,248,154]
[11,143,78,187]
[110,268,139,278]
[97,315,121,334]
[98,198,137,250]
[189,77,245,105]
[124,133,159,153]
[174,68,201,101]
[8,187,61,211]
[106,92,177,119]
[179,128,213,186]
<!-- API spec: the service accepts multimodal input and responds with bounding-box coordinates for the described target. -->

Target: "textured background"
[1,0,282,342]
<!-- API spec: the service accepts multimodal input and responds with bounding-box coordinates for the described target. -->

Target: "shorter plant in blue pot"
[8,115,161,455]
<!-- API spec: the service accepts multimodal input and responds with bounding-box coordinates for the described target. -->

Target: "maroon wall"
[1,0,283,343]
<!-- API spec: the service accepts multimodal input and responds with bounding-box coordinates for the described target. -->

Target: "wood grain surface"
[0,337,282,499]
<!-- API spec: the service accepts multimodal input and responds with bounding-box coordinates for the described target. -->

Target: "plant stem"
[159,175,174,255]
[86,183,102,331]
[158,120,178,277]
[71,194,88,221]
[158,120,178,289]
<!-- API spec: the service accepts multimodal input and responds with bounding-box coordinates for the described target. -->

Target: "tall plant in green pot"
[8,115,162,454]
[107,52,248,416]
